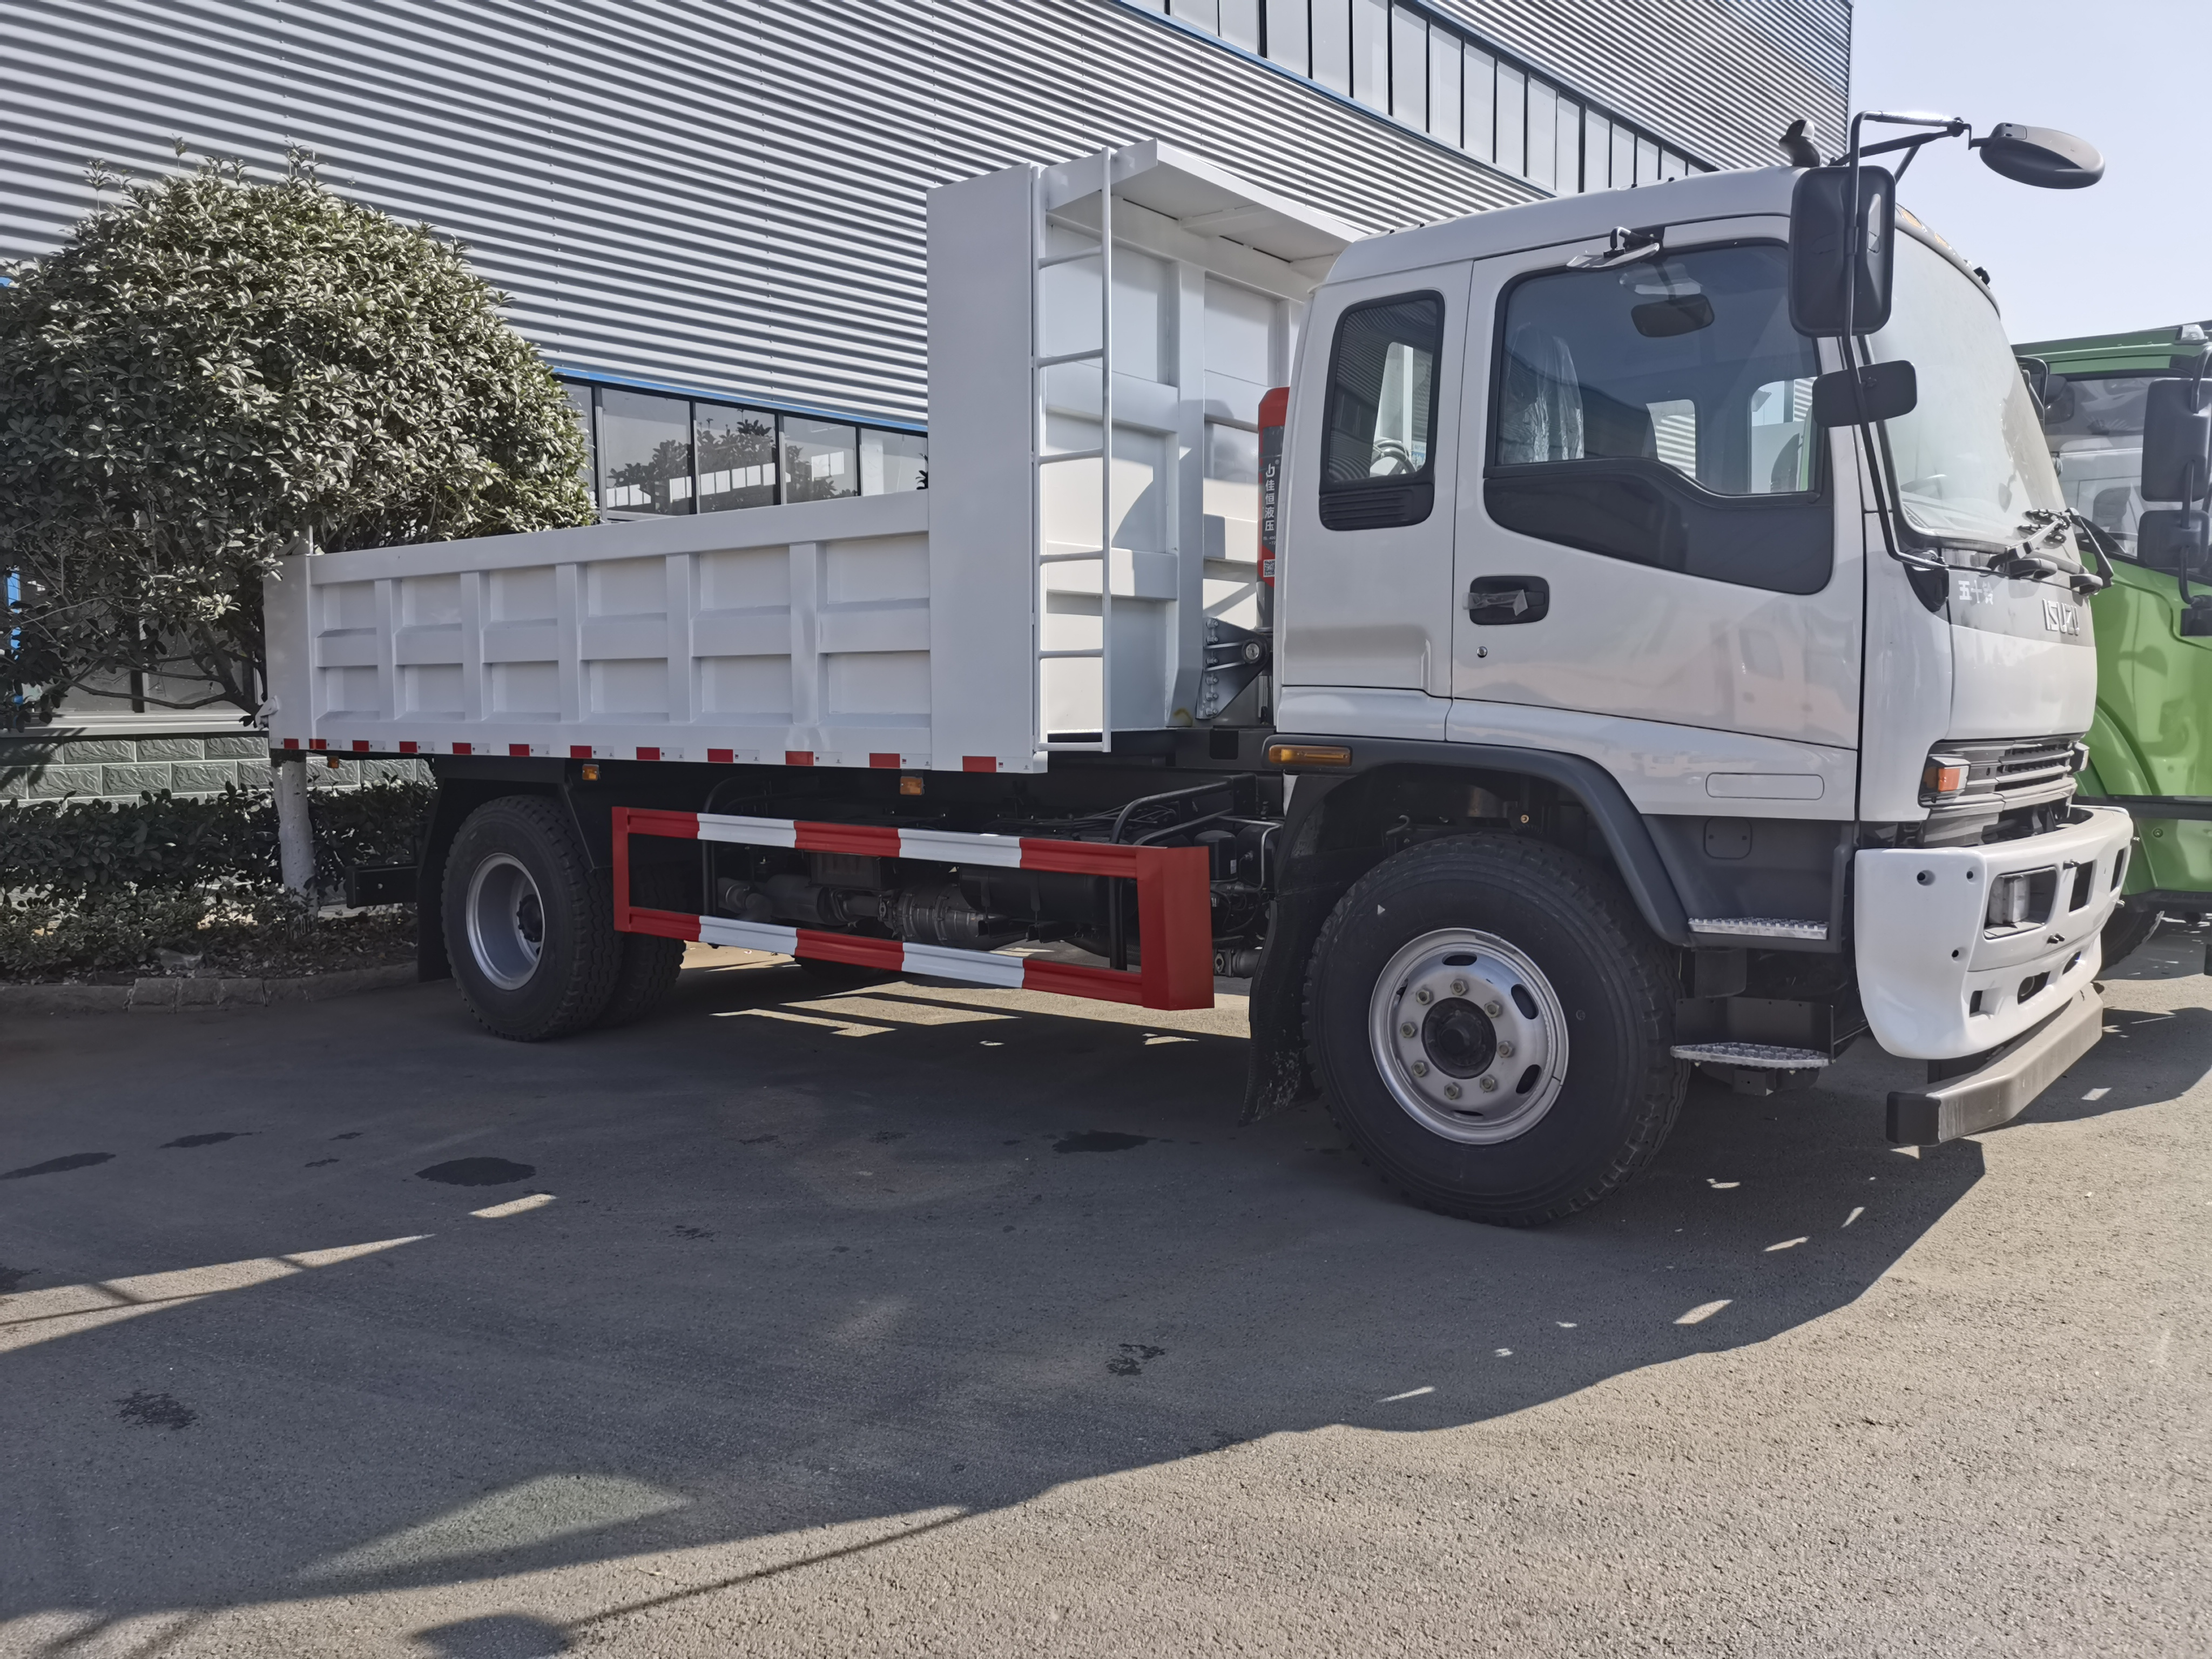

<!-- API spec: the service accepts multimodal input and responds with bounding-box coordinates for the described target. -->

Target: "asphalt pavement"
[2,933,2208,1657]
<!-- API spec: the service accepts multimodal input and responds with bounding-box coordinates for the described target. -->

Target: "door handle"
[1467,576,1550,625]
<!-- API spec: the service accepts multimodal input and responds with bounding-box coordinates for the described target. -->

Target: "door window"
[1320,293,1444,529]
[1486,243,1832,594]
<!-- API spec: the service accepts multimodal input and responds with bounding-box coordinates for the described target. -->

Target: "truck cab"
[2015,321,2212,958]
[1258,164,2128,1200]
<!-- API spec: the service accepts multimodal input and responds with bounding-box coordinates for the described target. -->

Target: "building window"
[782,417,859,502]
[563,381,925,519]
[862,428,929,495]
[598,388,693,516]
[1130,0,1703,194]
[696,403,778,512]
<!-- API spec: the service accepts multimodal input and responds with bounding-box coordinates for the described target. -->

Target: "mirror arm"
[1836,112,1973,580]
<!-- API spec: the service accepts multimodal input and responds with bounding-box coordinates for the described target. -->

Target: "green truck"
[2019,321,2212,963]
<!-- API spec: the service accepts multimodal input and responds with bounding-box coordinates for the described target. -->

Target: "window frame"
[1481,240,1836,595]
[1318,288,1448,530]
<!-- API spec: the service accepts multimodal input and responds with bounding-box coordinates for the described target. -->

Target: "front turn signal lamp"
[1266,743,1352,767]
[1923,756,1968,798]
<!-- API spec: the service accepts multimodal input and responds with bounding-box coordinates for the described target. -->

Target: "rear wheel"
[443,796,618,1041]
[2099,896,2162,971]
[596,865,688,1029]
[1305,834,1683,1226]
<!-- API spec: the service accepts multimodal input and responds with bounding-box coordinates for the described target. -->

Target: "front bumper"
[1886,985,2103,1145]
[1855,805,2133,1060]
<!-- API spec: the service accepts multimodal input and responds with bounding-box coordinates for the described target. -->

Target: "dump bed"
[263,141,1353,773]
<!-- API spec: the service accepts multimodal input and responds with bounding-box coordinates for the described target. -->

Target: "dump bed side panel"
[265,491,932,767]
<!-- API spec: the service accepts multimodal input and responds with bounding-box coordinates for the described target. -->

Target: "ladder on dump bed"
[1033,146,1119,754]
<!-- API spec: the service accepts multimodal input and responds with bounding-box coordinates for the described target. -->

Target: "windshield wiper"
[2063,510,2119,592]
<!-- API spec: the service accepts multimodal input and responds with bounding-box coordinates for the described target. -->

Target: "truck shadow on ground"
[4,950,2139,1652]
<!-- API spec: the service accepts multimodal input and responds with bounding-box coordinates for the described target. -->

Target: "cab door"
[1278,261,1471,706]
[1448,232,1862,770]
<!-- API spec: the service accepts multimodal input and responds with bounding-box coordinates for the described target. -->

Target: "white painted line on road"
[1843,1206,1864,1227]
[471,1192,556,1219]
[2083,1086,2109,1100]
[1675,1300,1731,1326]
[1379,1386,1434,1402]
[1707,1178,1741,1189]
[718,1008,894,1037]
[1765,1237,1808,1252]
[1556,1321,1577,1328]
[1493,1348,1513,1357]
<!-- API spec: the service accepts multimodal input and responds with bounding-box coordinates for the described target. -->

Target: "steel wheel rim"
[1367,927,1569,1145]
[465,853,546,992]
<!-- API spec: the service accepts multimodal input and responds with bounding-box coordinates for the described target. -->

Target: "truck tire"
[2099,896,2161,971]
[443,796,619,1041]
[596,864,687,1029]
[1304,834,1684,1226]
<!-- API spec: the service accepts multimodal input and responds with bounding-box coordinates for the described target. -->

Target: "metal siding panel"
[1423,0,1849,172]
[2,0,1844,430]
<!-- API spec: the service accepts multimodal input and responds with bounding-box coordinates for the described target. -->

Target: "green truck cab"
[2019,322,2212,962]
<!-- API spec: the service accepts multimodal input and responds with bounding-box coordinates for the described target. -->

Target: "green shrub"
[0,775,433,900]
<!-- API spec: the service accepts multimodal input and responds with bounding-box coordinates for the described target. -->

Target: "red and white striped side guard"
[612,808,1215,1011]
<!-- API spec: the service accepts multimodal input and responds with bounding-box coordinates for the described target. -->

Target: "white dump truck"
[266,126,2130,1224]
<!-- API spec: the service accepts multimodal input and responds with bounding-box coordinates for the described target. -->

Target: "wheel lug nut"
[1444,1082,1462,1100]
[1484,1000,1503,1018]
[1400,1021,1417,1038]
[1412,1061,1429,1077]
[1496,1040,1515,1059]
[1479,1075,1500,1093]
[1450,977,1468,996]
[1414,988,1432,1004]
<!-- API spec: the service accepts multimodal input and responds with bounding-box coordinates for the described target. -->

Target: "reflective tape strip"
[697,814,797,849]
[797,821,901,858]
[903,941,1028,988]
[699,915,798,954]
[899,827,1025,867]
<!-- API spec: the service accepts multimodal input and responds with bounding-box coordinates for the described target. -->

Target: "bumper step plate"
[1886,986,2103,1146]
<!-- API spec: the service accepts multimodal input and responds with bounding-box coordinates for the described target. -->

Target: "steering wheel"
[1369,439,1417,477]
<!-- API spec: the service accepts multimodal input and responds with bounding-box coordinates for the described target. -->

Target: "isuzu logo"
[2042,598,2081,636]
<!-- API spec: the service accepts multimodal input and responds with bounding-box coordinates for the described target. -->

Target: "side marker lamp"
[1266,743,1353,768]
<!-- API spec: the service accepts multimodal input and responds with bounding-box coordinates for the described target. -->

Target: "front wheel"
[443,796,619,1040]
[2099,896,2162,972]
[1305,835,1684,1226]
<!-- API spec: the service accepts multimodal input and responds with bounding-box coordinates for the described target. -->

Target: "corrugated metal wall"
[1427,0,1847,175]
[1,0,1846,429]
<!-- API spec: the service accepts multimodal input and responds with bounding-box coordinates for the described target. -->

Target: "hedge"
[0,776,433,900]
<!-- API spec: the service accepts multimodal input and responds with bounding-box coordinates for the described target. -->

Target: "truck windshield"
[2041,373,2150,556]
[1870,234,2071,558]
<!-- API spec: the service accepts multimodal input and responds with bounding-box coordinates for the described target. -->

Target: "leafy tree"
[0,147,594,729]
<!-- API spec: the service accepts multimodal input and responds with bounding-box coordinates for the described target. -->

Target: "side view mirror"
[1812,359,1918,426]
[2139,508,2212,577]
[1789,165,1897,336]
[1974,125,2105,190]
[2141,379,2212,503]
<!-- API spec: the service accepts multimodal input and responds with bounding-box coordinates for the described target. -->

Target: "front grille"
[1920,734,2083,846]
